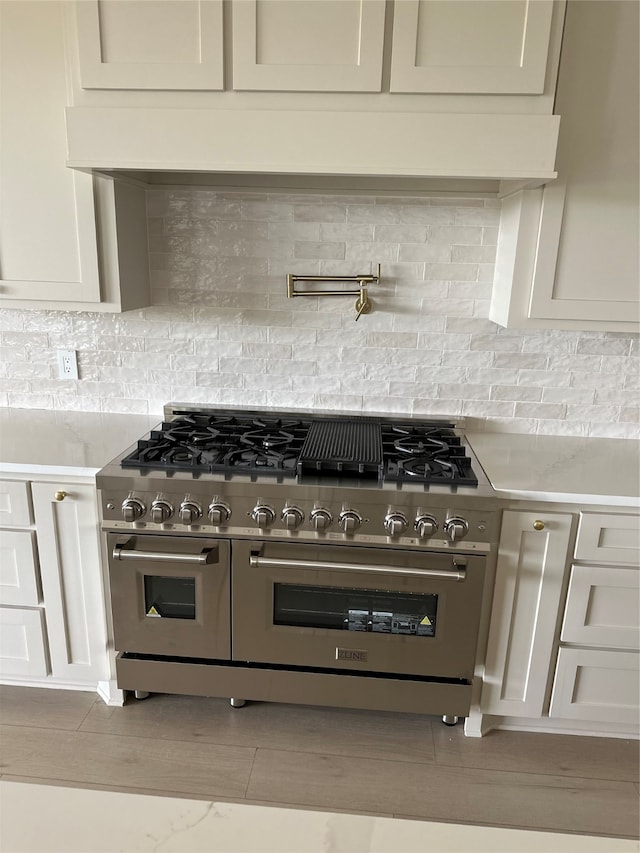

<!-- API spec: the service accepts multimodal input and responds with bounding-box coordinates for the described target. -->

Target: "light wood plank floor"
[0,686,638,840]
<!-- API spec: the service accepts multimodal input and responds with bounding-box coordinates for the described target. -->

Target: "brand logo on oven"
[336,648,368,662]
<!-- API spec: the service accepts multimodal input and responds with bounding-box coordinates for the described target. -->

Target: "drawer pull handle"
[533,520,545,531]
[55,491,68,502]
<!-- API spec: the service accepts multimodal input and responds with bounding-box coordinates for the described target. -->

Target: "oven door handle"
[113,544,215,565]
[249,555,467,582]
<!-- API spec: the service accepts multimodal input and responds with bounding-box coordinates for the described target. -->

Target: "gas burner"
[241,428,296,452]
[392,436,449,457]
[400,457,456,479]
[166,426,224,446]
[224,447,298,472]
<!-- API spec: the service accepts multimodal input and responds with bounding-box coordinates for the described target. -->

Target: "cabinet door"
[232,0,385,92]
[0,608,49,678]
[481,510,573,717]
[0,531,40,607]
[562,565,639,650]
[575,512,640,566]
[550,648,639,726]
[0,480,32,527]
[0,2,100,304]
[76,0,223,90]
[390,0,554,93]
[31,482,109,685]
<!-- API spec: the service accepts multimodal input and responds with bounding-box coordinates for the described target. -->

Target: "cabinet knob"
[55,491,67,501]
[533,519,545,531]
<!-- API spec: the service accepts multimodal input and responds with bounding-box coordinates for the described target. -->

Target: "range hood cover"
[65,107,560,185]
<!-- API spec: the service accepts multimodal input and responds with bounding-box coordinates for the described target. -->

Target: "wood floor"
[0,685,638,840]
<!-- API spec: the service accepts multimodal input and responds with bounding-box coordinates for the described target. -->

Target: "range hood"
[65,107,560,194]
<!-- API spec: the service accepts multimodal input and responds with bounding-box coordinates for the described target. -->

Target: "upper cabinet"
[232,0,386,92]
[0,2,100,305]
[490,0,639,332]
[71,0,564,106]
[0,1,151,312]
[390,0,554,94]
[76,0,224,90]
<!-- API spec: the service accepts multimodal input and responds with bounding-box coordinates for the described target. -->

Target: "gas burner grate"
[120,410,479,487]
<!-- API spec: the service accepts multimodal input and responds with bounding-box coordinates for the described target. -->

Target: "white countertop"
[2,782,636,853]
[0,408,159,478]
[0,408,637,507]
[467,432,640,507]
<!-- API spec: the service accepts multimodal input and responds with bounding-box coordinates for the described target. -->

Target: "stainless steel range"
[97,404,498,725]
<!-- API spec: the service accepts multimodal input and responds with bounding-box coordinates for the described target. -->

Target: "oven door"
[232,540,486,679]
[108,533,230,659]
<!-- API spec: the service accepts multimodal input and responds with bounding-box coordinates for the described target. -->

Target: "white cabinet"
[0,477,110,693]
[549,511,639,727]
[480,509,573,718]
[390,0,554,94]
[0,1,100,305]
[0,1,151,313]
[76,0,224,90]
[490,0,639,333]
[232,0,386,92]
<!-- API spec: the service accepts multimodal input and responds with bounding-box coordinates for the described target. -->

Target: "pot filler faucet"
[286,263,381,320]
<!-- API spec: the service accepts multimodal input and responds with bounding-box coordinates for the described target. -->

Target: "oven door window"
[274,584,437,637]
[143,575,196,620]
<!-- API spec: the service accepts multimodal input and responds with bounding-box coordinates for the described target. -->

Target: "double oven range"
[97,404,498,724]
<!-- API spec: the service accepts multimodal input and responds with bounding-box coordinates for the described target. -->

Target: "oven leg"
[442,715,459,726]
[230,698,246,709]
[134,690,150,700]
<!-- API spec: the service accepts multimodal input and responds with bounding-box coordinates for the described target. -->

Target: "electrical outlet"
[57,350,78,380]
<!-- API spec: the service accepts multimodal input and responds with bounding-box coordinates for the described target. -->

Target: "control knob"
[384,511,408,537]
[281,505,304,530]
[208,500,231,526]
[179,499,202,525]
[338,509,362,535]
[444,516,469,543]
[310,507,333,531]
[415,514,438,539]
[150,499,173,524]
[252,504,276,529]
[121,497,146,523]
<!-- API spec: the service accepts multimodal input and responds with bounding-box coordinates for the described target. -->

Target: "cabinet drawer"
[562,564,639,650]
[575,513,640,564]
[0,480,32,526]
[0,607,48,677]
[0,530,40,606]
[550,647,639,726]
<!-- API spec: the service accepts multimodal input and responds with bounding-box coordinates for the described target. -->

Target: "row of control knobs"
[120,497,469,541]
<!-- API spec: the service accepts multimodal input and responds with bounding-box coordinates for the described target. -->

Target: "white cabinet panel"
[480,510,573,717]
[575,513,640,566]
[562,565,639,651]
[232,0,385,92]
[0,2,100,304]
[0,531,40,607]
[31,483,109,684]
[0,608,48,678]
[76,0,224,90]
[0,481,32,527]
[550,648,639,726]
[390,0,554,93]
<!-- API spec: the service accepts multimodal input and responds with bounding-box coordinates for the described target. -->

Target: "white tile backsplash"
[1,188,638,439]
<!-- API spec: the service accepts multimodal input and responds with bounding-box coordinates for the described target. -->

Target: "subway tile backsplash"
[1,188,638,438]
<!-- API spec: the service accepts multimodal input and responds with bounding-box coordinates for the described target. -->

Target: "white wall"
[1,188,638,439]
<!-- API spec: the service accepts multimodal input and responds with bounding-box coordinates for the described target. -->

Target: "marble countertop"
[466,432,639,507]
[2,782,636,853]
[0,408,637,507]
[0,408,159,478]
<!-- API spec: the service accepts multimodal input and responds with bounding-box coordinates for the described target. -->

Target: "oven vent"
[298,419,383,478]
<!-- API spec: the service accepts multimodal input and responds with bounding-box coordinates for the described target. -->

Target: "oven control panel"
[100,487,496,552]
